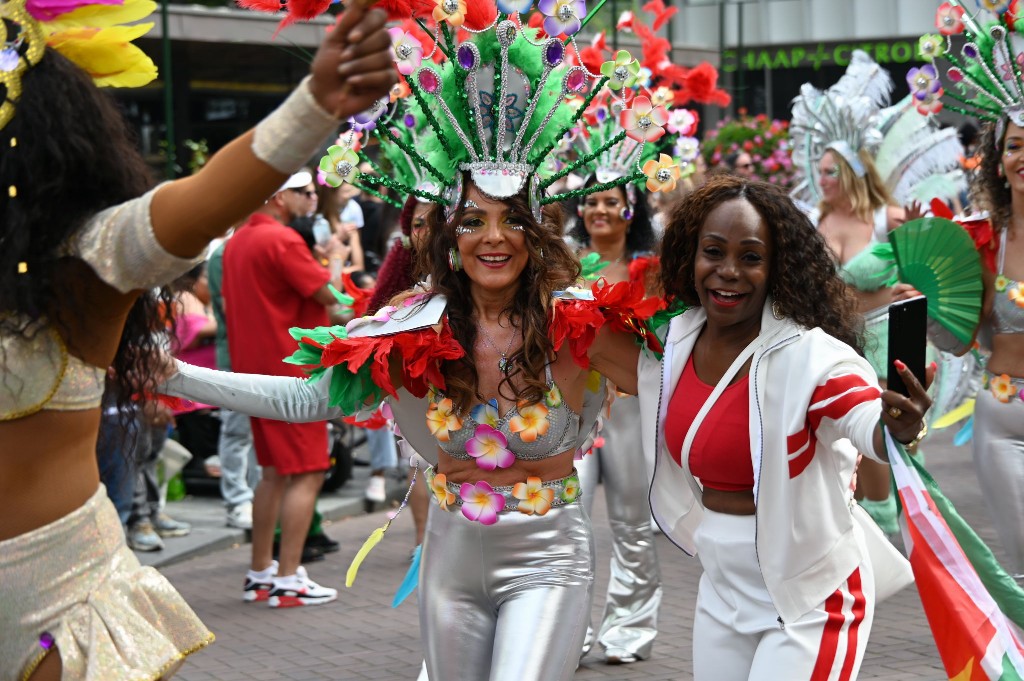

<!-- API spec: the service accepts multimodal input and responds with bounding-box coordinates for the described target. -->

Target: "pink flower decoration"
[666,108,698,136]
[465,424,515,471]
[460,481,505,525]
[25,0,118,20]
[388,27,423,76]
[620,96,667,143]
[935,2,965,35]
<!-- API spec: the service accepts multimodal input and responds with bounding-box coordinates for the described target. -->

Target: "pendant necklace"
[479,322,518,374]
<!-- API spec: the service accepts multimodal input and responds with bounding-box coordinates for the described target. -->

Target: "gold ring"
[887,406,902,420]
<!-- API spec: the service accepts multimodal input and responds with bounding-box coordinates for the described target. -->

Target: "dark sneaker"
[272,540,325,564]
[243,560,278,603]
[304,532,340,554]
[268,567,338,608]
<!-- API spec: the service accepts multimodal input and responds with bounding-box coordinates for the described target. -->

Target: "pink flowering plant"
[701,110,795,188]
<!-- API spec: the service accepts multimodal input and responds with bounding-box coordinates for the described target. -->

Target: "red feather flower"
[675,62,731,107]
[959,216,998,274]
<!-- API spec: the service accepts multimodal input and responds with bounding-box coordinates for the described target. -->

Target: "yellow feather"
[346,524,388,587]
[932,399,975,430]
[48,25,157,87]
[48,0,158,30]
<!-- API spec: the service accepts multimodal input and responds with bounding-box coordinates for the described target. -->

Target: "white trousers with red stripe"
[692,510,875,681]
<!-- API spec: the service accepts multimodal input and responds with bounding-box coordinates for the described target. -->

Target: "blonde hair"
[818,148,894,224]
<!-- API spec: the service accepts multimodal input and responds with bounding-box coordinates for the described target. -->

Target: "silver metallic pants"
[973,386,1024,578]
[577,395,662,660]
[419,500,594,681]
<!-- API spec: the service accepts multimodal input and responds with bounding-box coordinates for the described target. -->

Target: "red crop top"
[663,355,754,492]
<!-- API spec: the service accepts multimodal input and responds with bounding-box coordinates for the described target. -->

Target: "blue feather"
[392,544,421,608]
[952,416,974,447]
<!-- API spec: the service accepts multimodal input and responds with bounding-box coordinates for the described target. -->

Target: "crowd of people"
[3,0,1023,679]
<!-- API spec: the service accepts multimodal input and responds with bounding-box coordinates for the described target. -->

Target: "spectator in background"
[724,150,757,179]
[222,170,346,607]
[207,240,260,531]
[317,179,365,274]
[169,263,221,481]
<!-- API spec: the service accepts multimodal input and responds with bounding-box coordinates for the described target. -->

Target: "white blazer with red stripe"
[638,299,884,623]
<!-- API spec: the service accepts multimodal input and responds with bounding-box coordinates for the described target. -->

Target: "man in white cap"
[220,170,343,607]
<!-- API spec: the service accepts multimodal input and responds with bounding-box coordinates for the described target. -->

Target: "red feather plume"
[641,0,677,31]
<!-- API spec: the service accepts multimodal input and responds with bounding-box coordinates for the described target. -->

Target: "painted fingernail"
[929,361,938,371]
[894,359,907,371]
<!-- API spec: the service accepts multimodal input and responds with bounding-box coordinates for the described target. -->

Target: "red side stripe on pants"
[838,569,866,681]
[808,568,866,681]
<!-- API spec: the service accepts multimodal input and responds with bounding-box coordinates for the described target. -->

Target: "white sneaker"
[267,566,338,608]
[226,501,253,530]
[365,474,387,503]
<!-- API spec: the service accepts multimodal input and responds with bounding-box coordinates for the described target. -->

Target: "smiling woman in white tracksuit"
[638,176,931,681]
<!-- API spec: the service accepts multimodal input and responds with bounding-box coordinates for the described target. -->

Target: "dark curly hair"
[659,175,863,352]
[976,120,1012,230]
[568,182,657,255]
[368,195,419,312]
[0,47,173,423]
[420,179,580,411]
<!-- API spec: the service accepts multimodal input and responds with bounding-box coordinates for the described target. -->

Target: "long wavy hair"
[817,148,894,225]
[569,182,657,255]
[976,120,1013,230]
[0,47,173,418]
[661,175,863,352]
[368,195,419,312]
[420,181,580,410]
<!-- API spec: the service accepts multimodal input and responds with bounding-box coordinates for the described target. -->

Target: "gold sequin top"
[1,185,205,420]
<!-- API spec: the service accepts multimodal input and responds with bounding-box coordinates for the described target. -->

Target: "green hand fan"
[888,217,983,347]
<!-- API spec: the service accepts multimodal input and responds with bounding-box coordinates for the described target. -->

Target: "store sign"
[722,40,917,72]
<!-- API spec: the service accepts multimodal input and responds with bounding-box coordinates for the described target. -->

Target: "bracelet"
[898,421,928,449]
[252,76,339,174]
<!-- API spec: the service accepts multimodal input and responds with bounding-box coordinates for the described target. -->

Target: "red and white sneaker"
[267,566,338,608]
[243,560,278,603]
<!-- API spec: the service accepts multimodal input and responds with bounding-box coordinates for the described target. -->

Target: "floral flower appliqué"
[643,154,681,193]
[560,474,581,503]
[538,0,586,36]
[512,476,555,516]
[433,0,467,26]
[990,373,1018,403]
[466,425,515,471]
[509,401,551,442]
[459,481,505,525]
[544,384,563,409]
[1009,287,1024,309]
[935,2,965,35]
[996,274,1010,293]
[319,145,359,188]
[427,397,463,442]
[620,95,667,143]
[388,28,423,76]
[471,399,500,428]
[430,472,456,511]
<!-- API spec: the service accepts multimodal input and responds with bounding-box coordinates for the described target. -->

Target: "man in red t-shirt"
[223,170,341,607]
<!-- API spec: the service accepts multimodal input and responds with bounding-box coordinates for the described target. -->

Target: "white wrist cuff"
[252,76,339,174]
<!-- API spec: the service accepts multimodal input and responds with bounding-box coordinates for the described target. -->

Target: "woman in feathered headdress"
[0,0,396,676]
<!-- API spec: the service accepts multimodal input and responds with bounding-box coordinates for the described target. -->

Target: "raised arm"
[150,5,396,258]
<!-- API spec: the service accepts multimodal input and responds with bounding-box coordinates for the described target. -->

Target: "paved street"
[164,427,1005,680]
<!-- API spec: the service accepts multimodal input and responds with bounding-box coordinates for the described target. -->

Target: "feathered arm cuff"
[549,279,673,367]
[285,319,466,413]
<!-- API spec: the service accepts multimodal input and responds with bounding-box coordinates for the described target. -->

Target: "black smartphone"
[887,295,928,397]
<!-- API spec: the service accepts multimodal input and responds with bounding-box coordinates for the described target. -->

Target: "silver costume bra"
[428,364,583,461]
[992,230,1024,336]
